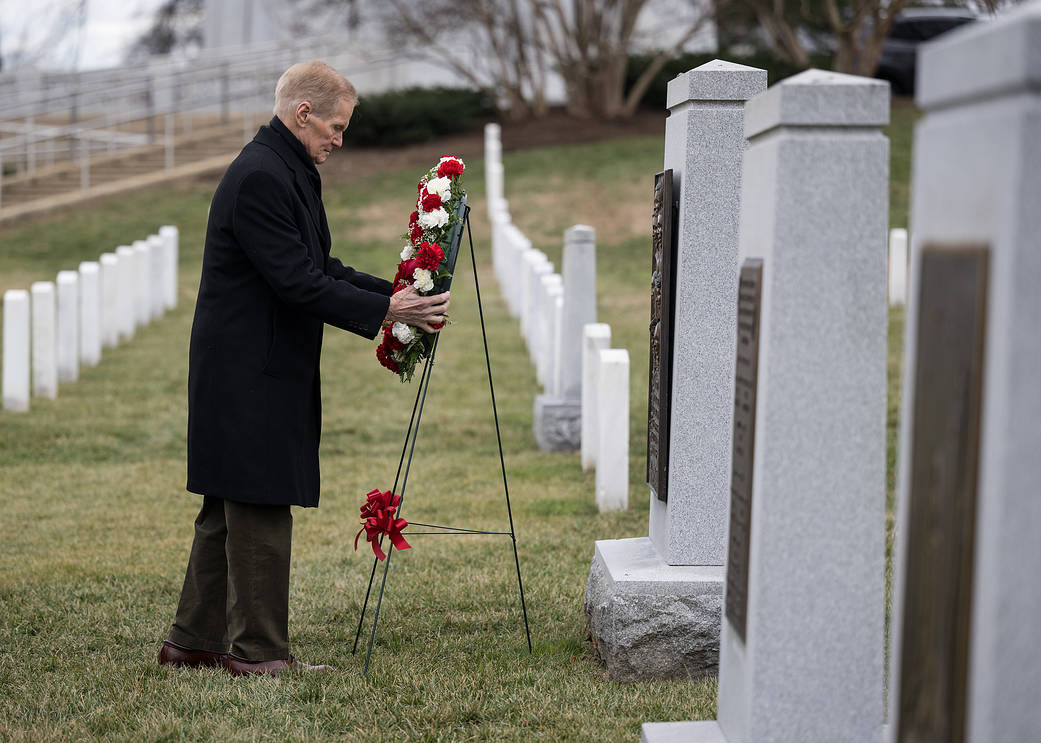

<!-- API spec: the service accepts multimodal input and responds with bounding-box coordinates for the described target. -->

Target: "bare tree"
[535,0,718,118]
[735,0,813,67]
[384,0,718,119]
[382,0,550,119]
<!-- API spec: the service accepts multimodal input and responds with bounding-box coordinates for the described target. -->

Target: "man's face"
[297,98,354,165]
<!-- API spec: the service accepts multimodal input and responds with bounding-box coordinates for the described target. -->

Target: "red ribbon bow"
[354,488,411,561]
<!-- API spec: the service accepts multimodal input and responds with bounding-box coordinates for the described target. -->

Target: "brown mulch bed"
[320,109,666,186]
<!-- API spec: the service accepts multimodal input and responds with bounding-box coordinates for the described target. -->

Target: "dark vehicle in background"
[874,8,977,95]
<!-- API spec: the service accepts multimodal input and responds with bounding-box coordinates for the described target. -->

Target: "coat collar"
[254,116,331,251]
[255,116,322,198]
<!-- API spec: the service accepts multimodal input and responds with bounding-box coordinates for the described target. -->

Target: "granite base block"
[642,721,726,743]
[585,538,723,682]
[533,394,581,451]
[643,720,892,742]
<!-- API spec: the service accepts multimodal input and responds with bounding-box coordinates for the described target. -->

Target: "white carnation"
[392,322,416,344]
[400,244,415,261]
[412,267,435,293]
[425,176,452,201]
[418,207,449,230]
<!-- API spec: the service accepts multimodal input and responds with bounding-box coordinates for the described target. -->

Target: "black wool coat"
[186,116,392,507]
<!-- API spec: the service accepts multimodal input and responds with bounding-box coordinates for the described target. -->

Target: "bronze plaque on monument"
[725,258,763,643]
[897,245,988,743]
[647,170,678,503]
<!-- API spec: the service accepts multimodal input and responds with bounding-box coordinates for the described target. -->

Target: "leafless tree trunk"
[621,6,724,115]
[746,0,811,67]
[735,0,896,75]
[822,0,910,76]
[531,0,718,118]
[386,0,549,119]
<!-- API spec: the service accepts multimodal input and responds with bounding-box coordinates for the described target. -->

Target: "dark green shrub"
[345,86,496,148]
[625,51,833,111]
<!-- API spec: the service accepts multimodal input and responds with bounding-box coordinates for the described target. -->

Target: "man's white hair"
[273,61,357,120]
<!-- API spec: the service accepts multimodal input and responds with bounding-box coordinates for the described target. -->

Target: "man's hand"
[385,285,450,333]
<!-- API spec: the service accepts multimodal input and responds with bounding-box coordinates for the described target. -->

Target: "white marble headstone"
[888,228,908,306]
[31,281,58,399]
[56,270,79,382]
[159,225,179,310]
[131,239,152,328]
[78,261,101,366]
[3,290,31,412]
[147,234,166,320]
[98,252,120,348]
[114,246,136,341]
[581,323,611,470]
[556,225,597,399]
[595,348,629,512]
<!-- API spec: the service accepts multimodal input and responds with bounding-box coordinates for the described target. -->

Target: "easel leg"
[362,335,441,675]
[351,345,437,649]
[352,350,437,655]
[466,211,533,653]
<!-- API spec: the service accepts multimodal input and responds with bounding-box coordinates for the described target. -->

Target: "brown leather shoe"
[225,654,333,677]
[158,640,228,668]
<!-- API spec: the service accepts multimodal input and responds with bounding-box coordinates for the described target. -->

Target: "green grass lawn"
[0,109,912,741]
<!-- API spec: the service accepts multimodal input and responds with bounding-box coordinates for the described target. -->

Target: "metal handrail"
[0,34,421,213]
[0,46,408,159]
[0,34,397,120]
[0,48,407,154]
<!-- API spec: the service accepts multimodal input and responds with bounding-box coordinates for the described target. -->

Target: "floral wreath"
[375,155,466,383]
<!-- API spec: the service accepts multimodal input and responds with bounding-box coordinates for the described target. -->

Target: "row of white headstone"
[2,225,179,412]
[484,124,629,511]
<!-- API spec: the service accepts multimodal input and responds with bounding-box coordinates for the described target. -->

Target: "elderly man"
[158,61,448,676]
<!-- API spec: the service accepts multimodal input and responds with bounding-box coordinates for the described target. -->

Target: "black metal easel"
[351,201,532,675]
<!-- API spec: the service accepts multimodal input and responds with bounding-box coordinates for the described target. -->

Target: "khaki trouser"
[167,496,292,662]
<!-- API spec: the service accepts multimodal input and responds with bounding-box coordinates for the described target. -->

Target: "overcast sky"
[0,0,166,71]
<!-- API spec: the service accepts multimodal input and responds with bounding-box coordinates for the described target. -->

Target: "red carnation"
[416,241,444,271]
[394,258,418,286]
[417,179,426,194]
[376,343,400,373]
[408,210,419,227]
[437,157,464,179]
[382,325,405,351]
[410,223,424,242]
[420,192,442,212]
